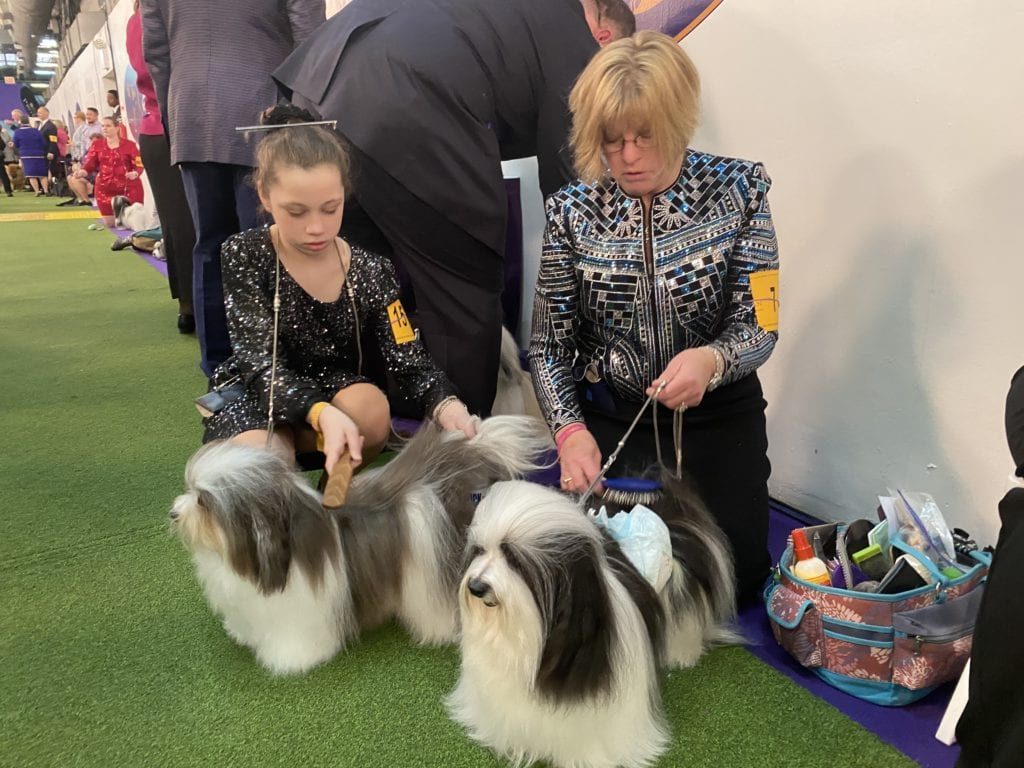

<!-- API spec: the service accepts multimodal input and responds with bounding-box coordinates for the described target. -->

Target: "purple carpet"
[396,421,961,765]
[113,225,168,277]
[743,503,960,768]
[504,439,961,767]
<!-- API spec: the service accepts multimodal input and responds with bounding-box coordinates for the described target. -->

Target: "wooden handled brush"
[322,449,355,510]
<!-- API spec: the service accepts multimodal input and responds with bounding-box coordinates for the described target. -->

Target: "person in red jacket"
[74,116,144,226]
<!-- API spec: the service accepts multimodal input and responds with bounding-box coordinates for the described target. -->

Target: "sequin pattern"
[528,151,779,433]
[203,227,454,441]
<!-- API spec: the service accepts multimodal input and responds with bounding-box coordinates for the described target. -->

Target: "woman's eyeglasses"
[601,134,655,154]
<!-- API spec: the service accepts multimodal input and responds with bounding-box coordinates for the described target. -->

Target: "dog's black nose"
[467,577,490,598]
[169,508,181,521]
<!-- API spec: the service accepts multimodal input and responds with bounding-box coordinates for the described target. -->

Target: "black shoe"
[35,191,43,197]
[177,314,196,335]
[77,199,92,206]
[111,237,134,251]
[56,198,77,207]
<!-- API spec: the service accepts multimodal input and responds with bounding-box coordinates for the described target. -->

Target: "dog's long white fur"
[448,479,738,768]
[172,415,550,675]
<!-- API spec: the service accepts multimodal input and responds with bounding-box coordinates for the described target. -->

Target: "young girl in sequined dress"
[203,105,477,475]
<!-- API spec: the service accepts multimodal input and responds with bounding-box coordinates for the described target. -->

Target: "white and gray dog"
[447,472,739,768]
[170,416,550,676]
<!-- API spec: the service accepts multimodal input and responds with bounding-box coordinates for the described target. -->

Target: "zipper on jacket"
[640,198,661,374]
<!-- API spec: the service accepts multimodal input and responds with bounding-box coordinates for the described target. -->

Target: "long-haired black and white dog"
[447,472,739,768]
[170,416,550,676]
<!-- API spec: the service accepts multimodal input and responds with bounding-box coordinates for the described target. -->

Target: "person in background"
[35,106,59,192]
[73,108,104,162]
[126,0,196,334]
[51,119,70,192]
[141,0,326,380]
[0,124,13,197]
[73,116,144,227]
[53,119,69,160]
[64,108,105,207]
[204,105,476,475]
[6,108,24,134]
[529,32,780,601]
[10,116,50,196]
[273,0,632,418]
[955,365,1024,767]
[59,112,89,206]
[106,90,128,140]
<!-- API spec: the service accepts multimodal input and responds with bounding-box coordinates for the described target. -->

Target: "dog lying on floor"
[170,415,550,675]
[447,471,739,768]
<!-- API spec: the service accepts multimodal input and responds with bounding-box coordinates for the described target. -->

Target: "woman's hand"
[558,429,603,495]
[316,404,364,475]
[436,399,479,438]
[646,347,717,410]
[73,169,86,179]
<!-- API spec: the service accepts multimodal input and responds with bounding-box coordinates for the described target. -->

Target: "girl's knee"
[334,383,390,447]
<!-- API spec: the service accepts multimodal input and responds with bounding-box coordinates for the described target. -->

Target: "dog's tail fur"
[337,415,553,634]
[491,328,545,420]
[348,415,552,516]
[649,470,742,663]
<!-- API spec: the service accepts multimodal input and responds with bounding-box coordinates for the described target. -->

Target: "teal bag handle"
[890,533,949,585]
[968,549,992,567]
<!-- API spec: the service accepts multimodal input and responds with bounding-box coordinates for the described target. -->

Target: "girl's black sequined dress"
[203,227,454,441]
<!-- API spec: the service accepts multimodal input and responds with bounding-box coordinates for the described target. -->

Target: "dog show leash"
[577,376,687,508]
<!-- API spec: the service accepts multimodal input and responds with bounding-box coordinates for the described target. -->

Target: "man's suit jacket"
[273,0,597,259]
[140,0,324,167]
[37,119,58,158]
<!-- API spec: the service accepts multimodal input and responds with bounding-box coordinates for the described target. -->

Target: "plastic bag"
[589,503,674,591]
[881,489,959,572]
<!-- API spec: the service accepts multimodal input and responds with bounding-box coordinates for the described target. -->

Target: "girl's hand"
[557,429,603,495]
[436,399,479,437]
[646,347,717,410]
[317,405,363,475]
[126,171,139,180]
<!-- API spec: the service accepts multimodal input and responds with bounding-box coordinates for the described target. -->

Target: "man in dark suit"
[141,0,325,379]
[35,106,59,192]
[274,0,633,417]
[956,365,1024,767]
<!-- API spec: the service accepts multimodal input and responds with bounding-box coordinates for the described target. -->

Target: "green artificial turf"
[0,191,917,767]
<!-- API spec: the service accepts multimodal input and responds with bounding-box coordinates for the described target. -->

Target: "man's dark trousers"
[179,162,261,378]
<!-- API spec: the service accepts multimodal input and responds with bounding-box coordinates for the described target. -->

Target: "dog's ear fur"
[533,538,615,704]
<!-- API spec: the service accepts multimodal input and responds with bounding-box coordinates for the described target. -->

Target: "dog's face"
[461,481,615,703]
[170,485,228,557]
[171,441,332,594]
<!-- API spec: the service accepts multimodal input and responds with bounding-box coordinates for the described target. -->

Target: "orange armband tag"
[749,269,779,332]
[387,299,416,344]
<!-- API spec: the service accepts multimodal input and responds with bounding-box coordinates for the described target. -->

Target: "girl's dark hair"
[252,104,351,195]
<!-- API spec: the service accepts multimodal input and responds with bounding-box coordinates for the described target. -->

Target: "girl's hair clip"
[234,120,338,133]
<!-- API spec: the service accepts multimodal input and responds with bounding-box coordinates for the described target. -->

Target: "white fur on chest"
[193,549,352,676]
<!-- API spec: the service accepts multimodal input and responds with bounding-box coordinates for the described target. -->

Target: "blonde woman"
[528,30,780,601]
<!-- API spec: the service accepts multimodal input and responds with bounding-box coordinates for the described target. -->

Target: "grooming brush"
[322,449,355,510]
[598,477,664,512]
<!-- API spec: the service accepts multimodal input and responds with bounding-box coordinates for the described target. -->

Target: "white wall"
[511,2,1023,544]
[678,0,1024,544]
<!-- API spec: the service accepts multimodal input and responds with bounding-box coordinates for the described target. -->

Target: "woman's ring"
[561,476,573,486]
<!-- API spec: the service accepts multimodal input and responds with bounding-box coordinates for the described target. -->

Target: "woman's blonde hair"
[569,30,701,182]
